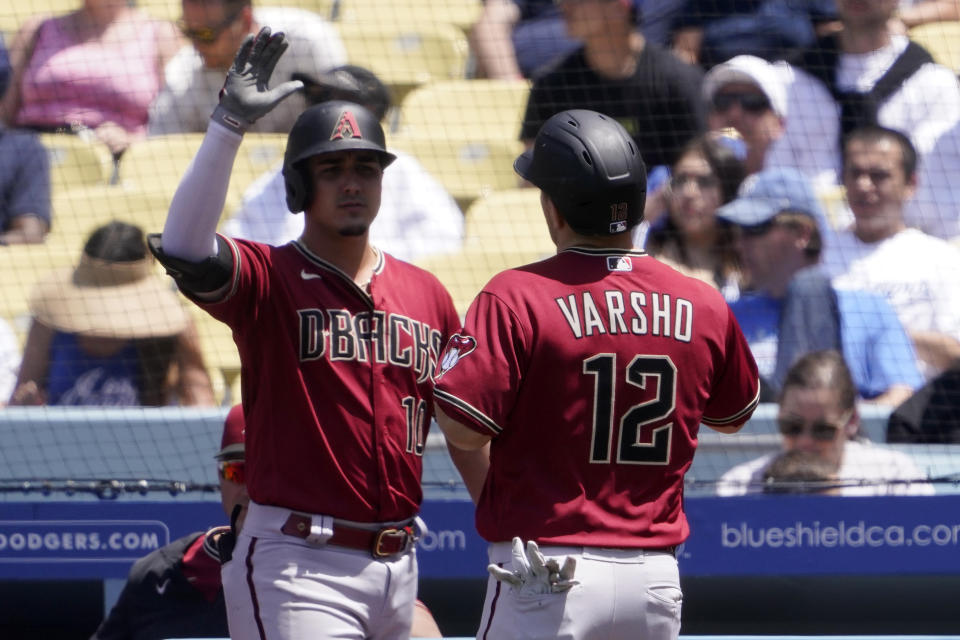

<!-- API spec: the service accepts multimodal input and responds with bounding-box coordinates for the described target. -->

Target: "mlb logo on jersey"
[606,255,633,272]
[330,110,363,141]
[435,334,477,380]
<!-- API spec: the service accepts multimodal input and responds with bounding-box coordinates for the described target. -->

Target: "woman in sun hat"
[9,221,215,406]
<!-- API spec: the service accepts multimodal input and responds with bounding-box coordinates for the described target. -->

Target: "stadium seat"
[47,184,174,248]
[116,133,287,216]
[909,21,960,73]
[40,133,114,192]
[414,246,552,315]
[0,239,78,344]
[189,308,242,406]
[0,0,75,34]
[138,0,337,21]
[461,187,554,253]
[335,0,482,33]
[336,22,470,104]
[396,78,530,140]
[388,135,524,211]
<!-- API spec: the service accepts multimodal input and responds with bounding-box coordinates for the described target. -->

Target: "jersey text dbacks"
[196,237,460,523]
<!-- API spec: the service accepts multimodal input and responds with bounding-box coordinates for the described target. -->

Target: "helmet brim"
[290,140,396,168]
[513,149,534,183]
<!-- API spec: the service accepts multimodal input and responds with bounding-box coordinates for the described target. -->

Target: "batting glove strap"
[210,26,304,136]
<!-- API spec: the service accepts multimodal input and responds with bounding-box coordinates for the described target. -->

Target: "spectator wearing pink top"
[0,0,183,157]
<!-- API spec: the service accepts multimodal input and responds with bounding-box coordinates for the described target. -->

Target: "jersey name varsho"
[297,307,445,379]
[555,290,694,342]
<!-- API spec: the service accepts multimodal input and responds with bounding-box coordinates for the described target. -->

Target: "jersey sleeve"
[434,291,528,437]
[702,304,760,428]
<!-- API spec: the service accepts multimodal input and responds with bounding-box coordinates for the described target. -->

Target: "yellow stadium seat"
[461,187,554,253]
[137,0,336,22]
[40,134,114,192]
[47,184,174,247]
[414,246,553,315]
[189,309,242,406]
[910,21,960,73]
[815,183,850,232]
[336,22,470,103]
[396,78,530,140]
[336,0,482,32]
[0,0,76,34]
[0,239,78,343]
[116,133,287,216]
[388,135,524,211]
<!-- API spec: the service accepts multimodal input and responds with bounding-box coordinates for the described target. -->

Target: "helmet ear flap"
[283,164,312,213]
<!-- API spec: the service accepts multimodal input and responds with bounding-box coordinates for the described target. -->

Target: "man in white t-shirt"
[766,0,960,237]
[822,125,960,379]
[222,65,464,261]
[149,0,346,135]
[718,350,933,497]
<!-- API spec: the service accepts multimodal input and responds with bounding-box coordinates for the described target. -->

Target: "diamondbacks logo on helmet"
[330,110,363,141]
[435,334,477,380]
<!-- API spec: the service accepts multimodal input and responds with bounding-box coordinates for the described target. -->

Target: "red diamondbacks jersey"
[194,237,460,522]
[434,248,759,548]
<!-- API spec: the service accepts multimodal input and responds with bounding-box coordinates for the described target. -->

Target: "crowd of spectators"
[0,0,957,461]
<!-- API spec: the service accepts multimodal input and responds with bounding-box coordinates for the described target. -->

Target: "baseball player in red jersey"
[433,109,760,640]
[147,29,460,640]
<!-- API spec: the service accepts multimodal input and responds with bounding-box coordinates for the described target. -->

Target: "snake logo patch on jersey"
[330,110,363,141]
[607,255,633,272]
[435,334,477,379]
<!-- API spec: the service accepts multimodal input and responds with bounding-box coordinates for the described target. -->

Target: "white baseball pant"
[477,543,682,640]
[223,502,418,640]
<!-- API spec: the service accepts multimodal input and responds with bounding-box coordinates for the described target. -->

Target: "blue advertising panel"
[1,495,958,581]
[680,495,960,576]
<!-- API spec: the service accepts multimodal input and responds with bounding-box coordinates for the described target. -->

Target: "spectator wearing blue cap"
[718,166,922,405]
[0,40,50,245]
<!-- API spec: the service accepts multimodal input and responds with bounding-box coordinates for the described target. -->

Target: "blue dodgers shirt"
[731,288,923,399]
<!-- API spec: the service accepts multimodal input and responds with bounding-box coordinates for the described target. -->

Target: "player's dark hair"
[780,350,857,413]
[842,124,918,179]
[83,221,147,263]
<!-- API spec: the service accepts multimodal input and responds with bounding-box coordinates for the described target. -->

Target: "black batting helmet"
[282,100,396,213]
[515,109,646,236]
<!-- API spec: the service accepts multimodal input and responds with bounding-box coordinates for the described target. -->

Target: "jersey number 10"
[583,354,676,465]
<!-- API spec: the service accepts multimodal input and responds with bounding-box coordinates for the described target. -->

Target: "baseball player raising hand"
[150,28,460,640]
[433,110,760,640]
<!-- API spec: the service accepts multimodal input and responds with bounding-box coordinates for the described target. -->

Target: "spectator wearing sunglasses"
[702,54,791,178]
[90,405,248,640]
[0,0,183,157]
[644,133,746,300]
[718,350,934,496]
[148,0,346,135]
[718,166,923,406]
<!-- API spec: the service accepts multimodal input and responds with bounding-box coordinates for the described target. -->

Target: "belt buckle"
[372,527,410,558]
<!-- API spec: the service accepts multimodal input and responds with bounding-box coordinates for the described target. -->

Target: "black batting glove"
[211,26,304,135]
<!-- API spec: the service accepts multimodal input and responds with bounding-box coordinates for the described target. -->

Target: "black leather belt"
[280,513,416,558]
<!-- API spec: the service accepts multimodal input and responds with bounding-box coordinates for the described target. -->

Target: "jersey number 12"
[583,354,676,465]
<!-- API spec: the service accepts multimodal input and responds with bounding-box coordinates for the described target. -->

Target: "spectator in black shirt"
[520,0,705,170]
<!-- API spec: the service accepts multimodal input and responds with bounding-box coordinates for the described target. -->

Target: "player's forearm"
[162,122,241,260]
[446,441,490,505]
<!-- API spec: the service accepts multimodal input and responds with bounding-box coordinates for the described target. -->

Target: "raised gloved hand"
[211,26,304,135]
[487,537,578,595]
